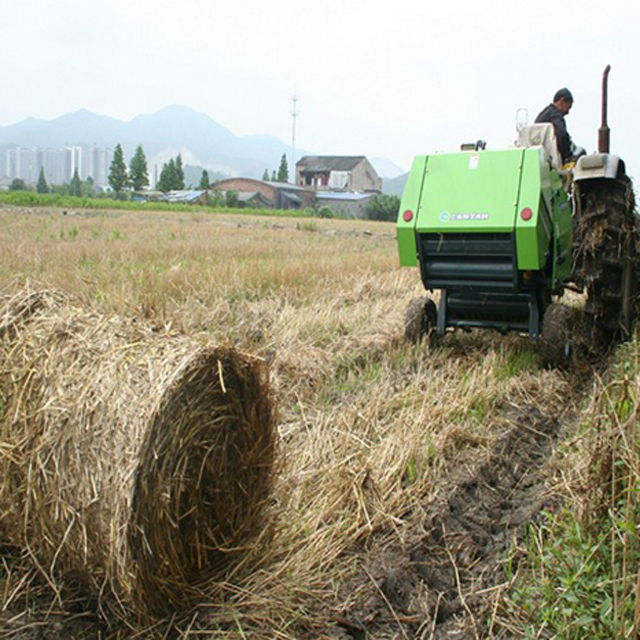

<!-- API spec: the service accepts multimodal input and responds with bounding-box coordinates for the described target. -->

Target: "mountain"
[0,109,123,148]
[382,173,408,197]
[0,106,303,179]
[0,106,404,182]
[371,157,406,179]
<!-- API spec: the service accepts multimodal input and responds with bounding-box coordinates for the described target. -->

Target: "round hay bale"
[0,286,276,617]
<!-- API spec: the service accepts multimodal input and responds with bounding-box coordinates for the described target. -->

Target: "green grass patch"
[513,508,638,639]
[505,336,640,638]
[494,342,539,380]
[296,220,319,232]
[0,191,315,218]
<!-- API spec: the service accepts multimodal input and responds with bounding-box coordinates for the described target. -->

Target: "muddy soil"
[332,402,568,639]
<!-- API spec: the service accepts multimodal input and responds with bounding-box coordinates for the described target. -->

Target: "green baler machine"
[397,68,639,366]
[397,147,572,338]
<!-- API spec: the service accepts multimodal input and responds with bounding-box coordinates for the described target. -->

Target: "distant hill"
[0,106,305,180]
[0,106,404,182]
[371,157,406,180]
[382,173,408,196]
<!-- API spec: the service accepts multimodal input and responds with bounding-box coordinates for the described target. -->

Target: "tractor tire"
[404,296,437,344]
[572,177,640,346]
[539,303,574,369]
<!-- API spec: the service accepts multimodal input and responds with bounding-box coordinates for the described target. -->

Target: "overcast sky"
[3,0,639,175]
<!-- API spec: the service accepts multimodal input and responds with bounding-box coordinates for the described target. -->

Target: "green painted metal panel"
[551,180,573,286]
[396,146,572,285]
[515,148,550,270]
[515,147,571,281]
[415,150,524,233]
[396,155,427,267]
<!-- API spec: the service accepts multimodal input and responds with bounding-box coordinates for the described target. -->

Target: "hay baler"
[397,146,572,339]
[397,67,638,364]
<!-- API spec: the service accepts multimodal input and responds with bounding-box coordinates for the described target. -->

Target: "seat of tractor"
[516,124,562,170]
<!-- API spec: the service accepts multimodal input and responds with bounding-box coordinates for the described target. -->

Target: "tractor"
[397,66,639,366]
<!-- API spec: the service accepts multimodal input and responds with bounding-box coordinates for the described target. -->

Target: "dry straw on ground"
[0,283,276,619]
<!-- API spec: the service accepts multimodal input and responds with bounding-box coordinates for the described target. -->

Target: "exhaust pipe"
[598,65,611,153]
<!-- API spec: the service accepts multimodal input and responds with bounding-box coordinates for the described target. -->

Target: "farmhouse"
[214,178,316,210]
[295,156,382,193]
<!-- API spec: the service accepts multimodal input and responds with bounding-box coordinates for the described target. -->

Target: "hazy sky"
[3,0,639,174]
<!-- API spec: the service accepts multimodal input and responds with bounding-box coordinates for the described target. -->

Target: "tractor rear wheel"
[539,303,574,368]
[572,177,640,345]
[404,296,437,344]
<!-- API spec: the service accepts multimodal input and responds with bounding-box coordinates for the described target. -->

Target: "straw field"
[0,205,636,638]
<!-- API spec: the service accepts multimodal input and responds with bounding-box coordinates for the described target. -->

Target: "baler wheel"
[539,303,574,369]
[404,296,437,344]
[572,177,640,345]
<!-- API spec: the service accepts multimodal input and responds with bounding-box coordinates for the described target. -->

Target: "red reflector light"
[402,209,414,222]
[520,207,533,221]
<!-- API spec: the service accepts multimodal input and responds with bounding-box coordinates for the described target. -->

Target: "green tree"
[271,170,277,182]
[207,189,225,207]
[277,154,289,182]
[364,194,401,222]
[262,168,270,181]
[9,178,28,191]
[51,183,70,196]
[129,145,149,191]
[157,155,185,191]
[198,169,210,191]
[36,167,49,194]
[70,168,82,197]
[84,176,95,197]
[225,190,239,207]
[108,144,129,196]
[175,155,185,190]
[317,206,335,219]
[157,158,177,192]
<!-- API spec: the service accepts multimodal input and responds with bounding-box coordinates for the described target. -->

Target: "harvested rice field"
[0,205,638,639]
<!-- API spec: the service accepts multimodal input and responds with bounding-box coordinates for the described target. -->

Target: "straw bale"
[0,285,276,617]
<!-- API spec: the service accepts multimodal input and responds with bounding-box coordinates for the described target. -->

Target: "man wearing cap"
[535,88,574,164]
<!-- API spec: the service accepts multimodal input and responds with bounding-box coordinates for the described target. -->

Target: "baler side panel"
[515,148,552,270]
[397,156,427,267]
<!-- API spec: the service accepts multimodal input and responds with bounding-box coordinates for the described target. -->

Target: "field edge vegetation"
[496,335,640,639]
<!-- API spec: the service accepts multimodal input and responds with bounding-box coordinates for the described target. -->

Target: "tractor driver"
[535,88,574,165]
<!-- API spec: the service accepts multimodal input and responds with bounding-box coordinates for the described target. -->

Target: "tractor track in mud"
[332,374,594,640]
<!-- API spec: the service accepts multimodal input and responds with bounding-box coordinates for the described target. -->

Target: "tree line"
[261,154,289,183]
[6,146,398,222]
[10,169,96,197]
[9,144,213,197]
[9,146,292,197]
[108,144,212,195]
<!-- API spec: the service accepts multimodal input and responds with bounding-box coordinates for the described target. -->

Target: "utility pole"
[291,87,298,185]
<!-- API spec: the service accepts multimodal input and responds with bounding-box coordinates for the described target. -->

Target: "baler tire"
[404,296,437,344]
[572,177,639,345]
[539,303,573,369]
